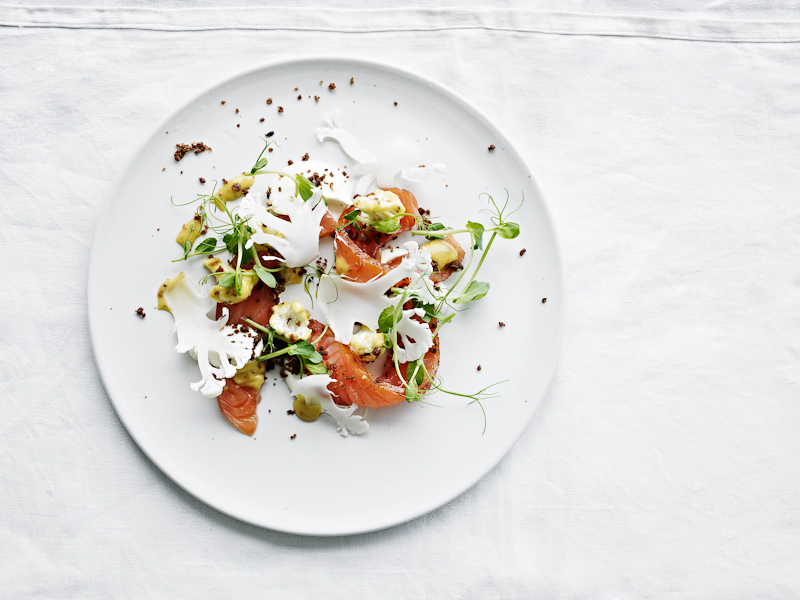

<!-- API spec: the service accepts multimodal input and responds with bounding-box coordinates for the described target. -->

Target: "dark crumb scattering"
[542,298,547,303]
[488,144,496,151]
[161,167,165,171]
[180,171,183,174]
[236,124,240,128]
[174,141,211,161]
[221,100,226,104]
[287,409,295,415]
[199,177,206,183]
[266,131,274,137]
[267,98,273,104]
[328,83,336,90]
[268,148,273,152]
[290,434,297,440]
[314,96,320,102]
[499,322,506,327]
[294,87,298,91]
[519,248,527,256]
[287,160,293,165]
[135,307,146,318]
[278,106,284,113]
[394,102,398,106]
[259,118,264,122]
[350,77,354,84]
[235,108,239,114]
[477,365,482,371]
[301,153,309,161]
[297,95,302,100]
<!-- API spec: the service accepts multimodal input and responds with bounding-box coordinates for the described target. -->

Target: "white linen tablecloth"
[2,2,799,598]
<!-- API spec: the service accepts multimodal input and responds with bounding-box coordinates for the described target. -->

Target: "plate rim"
[87,55,565,536]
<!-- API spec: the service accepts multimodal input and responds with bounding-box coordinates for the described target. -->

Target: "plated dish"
[88,57,564,535]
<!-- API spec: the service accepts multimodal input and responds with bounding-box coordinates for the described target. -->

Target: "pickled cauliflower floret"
[349,325,386,362]
[354,189,404,221]
[270,301,312,342]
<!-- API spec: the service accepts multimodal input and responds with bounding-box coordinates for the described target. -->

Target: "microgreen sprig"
[245,318,328,375]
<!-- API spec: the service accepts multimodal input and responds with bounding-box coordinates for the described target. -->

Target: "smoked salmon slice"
[310,320,439,409]
[217,379,260,436]
[213,282,276,434]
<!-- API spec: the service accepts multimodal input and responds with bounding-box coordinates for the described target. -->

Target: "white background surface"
[2,2,799,598]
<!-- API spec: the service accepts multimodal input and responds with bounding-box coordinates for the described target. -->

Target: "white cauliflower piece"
[160,273,260,398]
[236,187,327,268]
[349,325,386,362]
[316,241,435,345]
[316,112,446,196]
[399,241,437,305]
[393,307,435,363]
[290,375,368,437]
[355,189,404,221]
[270,301,312,342]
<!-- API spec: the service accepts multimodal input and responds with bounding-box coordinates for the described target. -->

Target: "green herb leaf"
[374,216,401,234]
[453,280,490,304]
[223,233,237,254]
[218,273,235,288]
[288,340,322,363]
[466,221,485,250]
[344,208,361,222]
[406,361,425,387]
[295,174,314,201]
[496,221,520,239]
[305,361,329,375]
[253,264,277,288]
[194,237,217,254]
[251,158,268,173]
[378,306,395,333]
[420,303,443,323]
[404,384,424,403]
[423,222,446,240]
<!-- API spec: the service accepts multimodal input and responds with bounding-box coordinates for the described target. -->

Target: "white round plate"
[88,57,563,535]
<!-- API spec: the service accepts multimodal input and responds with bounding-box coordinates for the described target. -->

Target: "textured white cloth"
[2,2,800,598]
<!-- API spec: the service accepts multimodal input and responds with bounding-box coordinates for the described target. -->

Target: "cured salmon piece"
[217,379,259,436]
[215,281,277,326]
[212,282,275,434]
[334,188,464,284]
[333,188,420,283]
[320,210,336,238]
[310,320,439,408]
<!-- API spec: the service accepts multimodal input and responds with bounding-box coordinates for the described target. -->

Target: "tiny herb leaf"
[253,264,277,288]
[453,280,490,304]
[194,238,217,254]
[218,273,235,288]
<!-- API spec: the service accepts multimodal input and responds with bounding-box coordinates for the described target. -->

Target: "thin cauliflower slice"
[236,188,326,268]
[160,273,260,398]
[349,325,386,362]
[270,301,312,342]
[394,307,435,363]
[316,111,446,196]
[316,241,435,345]
[401,242,437,305]
[290,375,368,437]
